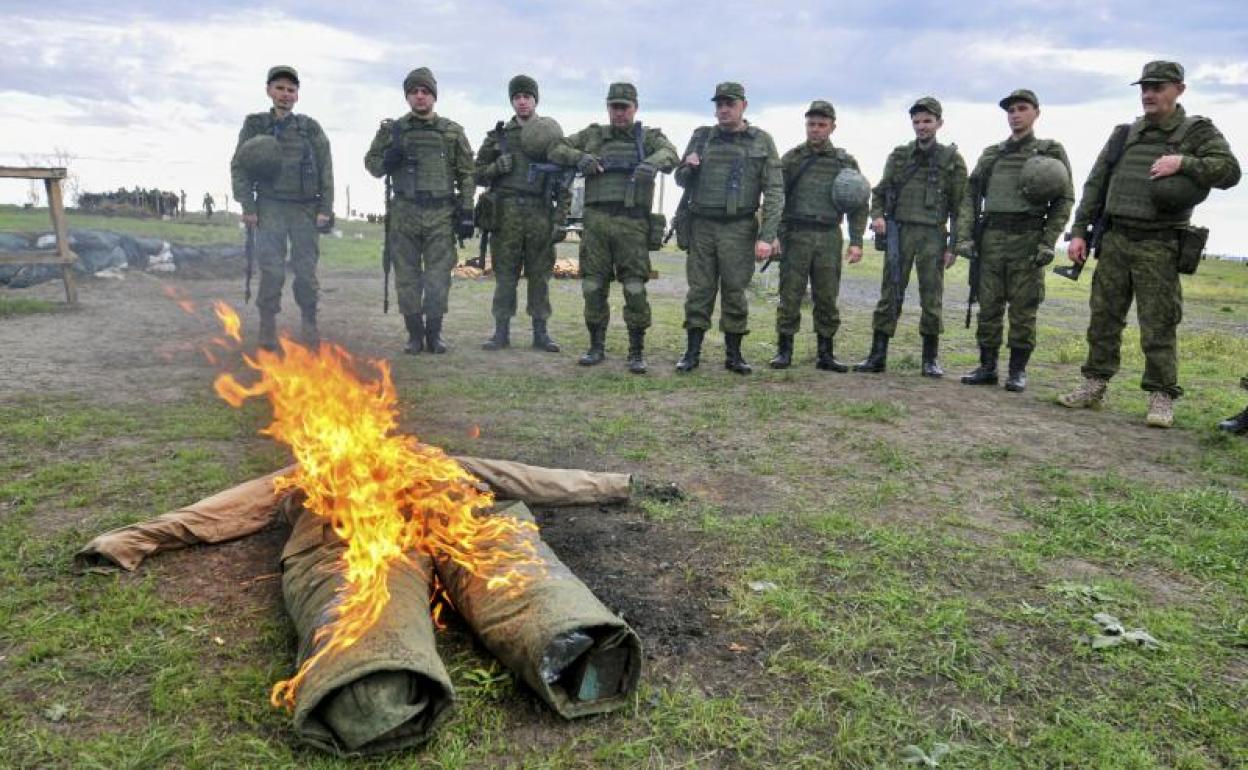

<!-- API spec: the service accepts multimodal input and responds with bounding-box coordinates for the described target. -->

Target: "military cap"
[509,74,539,103]
[403,67,437,97]
[909,96,942,118]
[1131,60,1185,85]
[711,82,746,102]
[999,89,1039,109]
[606,82,637,105]
[805,100,836,119]
[266,65,299,85]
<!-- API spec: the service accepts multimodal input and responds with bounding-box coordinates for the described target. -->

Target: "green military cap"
[606,82,637,105]
[711,82,746,102]
[403,67,437,97]
[805,100,836,119]
[909,96,942,118]
[509,74,539,103]
[1131,60,1185,85]
[266,65,299,85]
[999,88,1039,109]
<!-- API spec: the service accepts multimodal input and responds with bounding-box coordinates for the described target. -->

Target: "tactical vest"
[583,125,652,208]
[1106,117,1204,223]
[494,123,546,196]
[691,128,764,216]
[784,149,847,225]
[259,114,320,201]
[393,118,454,201]
[892,143,956,225]
[984,139,1054,214]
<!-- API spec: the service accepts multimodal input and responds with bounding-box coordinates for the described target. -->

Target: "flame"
[212,301,242,343]
[211,311,542,711]
[162,284,197,315]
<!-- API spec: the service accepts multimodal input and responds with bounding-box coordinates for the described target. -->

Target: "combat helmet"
[831,168,871,213]
[519,116,564,161]
[1150,174,1210,214]
[234,135,282,182]
[1019,155,1067,205]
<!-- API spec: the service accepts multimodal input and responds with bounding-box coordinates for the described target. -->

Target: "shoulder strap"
[1106,123,1131,168]
[1167,116,1206,150]
[634,121,645,162]
[390,118,402,148]
[494,120,507,154]
[785,152,821,196]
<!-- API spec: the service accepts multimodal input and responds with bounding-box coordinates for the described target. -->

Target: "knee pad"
[622,280,645,297]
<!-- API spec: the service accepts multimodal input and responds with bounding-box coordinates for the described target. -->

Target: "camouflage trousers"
[975,227,1046,350]
[254,198,319,315]
[580,207,652,330]
[683,214,759,335]
[869,222,947,337]
[490,197,555,322]
[776,225,843,338]
[389,198,455,317]
[1081,227,1184,398]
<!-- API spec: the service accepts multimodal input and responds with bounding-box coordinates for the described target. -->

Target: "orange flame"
[212,301,242,343]
[211,312,542,711]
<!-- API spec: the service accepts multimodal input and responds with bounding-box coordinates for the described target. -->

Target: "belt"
[691,209,756,222]
[783,219,836,231]
[258,193,319,204]
[393,191,454,206]
[983,212,1044,233]
[498,190,549,207]
[1109,218,1180,243]
[586,202,647,218]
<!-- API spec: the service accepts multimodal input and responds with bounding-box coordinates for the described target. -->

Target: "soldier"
[229,65,333,350]
[674,82,784,374]
[1218,376,1248,435]
[957,89,1074,391]
[475,74,572,353]
[364,67,475,355]
[1058,61,1240,427]
[561,82,679,373]
[770,100,869,371]
[203,192,215,218]
[855,97,967,376]
[179,189,187,218]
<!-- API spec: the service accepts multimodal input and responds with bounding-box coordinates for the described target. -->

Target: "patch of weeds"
[0,296,58,317]
[828,399,908,423]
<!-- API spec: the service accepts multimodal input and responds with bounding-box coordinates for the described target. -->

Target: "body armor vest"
[785,151,845,224]
[984,148,1034,214]
[583,126,652,208]
[259,115,319,201]
[495,124,545,196]
[691,129,762,216]
[1106,135,1169,222]
[394,120,454,201]
[892,144,954,225]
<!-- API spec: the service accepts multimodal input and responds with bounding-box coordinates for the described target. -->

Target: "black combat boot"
[258,311,278,352]
[578,324,606,366]
[853,331,889,373]
[675,328,704,373]
[403,313,424,355]
[921,334,944,378]
[1004,347,1032,392]
[482,318,510,350]
[960,346,999,385]
[1218,405,1248,435]
[816,335,848,372]
[724,332,752,375]
[424,314,448,354]
[532,318,560,352]
[769,334,794,369]
[626,328,647,374]
[300,306,320,348]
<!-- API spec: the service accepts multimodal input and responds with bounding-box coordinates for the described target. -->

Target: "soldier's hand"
[633,162,657,183]
[1068,237,1088,264]
[942,250,956,269]
[1150,154,1183,179]
[316,214,331,229]
[871,217,886,236]
[242,213,258,227]
[846,245,863,264]
[494,154,514,175]
[1032,246,1055,268]
[683,152,701,168]
[382,146,404,173]
[577,154,603,176]
[754,240,773,262]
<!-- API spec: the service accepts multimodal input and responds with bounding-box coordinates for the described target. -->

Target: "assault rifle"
[243,222,255,303]
[965,179,988,327]
[1056,124,1130,281]
[468,229,489,270]
[382,172,393,313]
[879,186,904,322]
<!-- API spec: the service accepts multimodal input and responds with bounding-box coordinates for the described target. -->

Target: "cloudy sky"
[3,1,1247,252]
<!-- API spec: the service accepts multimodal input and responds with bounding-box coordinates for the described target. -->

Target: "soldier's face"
[911,111,941,142]
[1140,81,1185,119]
[266,78,299,112]
[1005,102,1038,135]
[714,98,746,129]
[607,102,637,129]
[512,93,537,119]
[406,86,436,116]
[805,116,834,145]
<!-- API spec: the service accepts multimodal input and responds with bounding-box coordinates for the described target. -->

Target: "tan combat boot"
[1146,391,1174,429]
[1057,376,1107,409]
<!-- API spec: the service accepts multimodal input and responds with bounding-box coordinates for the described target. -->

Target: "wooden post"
[0,166,78,304]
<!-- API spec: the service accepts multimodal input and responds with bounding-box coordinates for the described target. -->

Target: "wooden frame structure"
[0,166,78,303]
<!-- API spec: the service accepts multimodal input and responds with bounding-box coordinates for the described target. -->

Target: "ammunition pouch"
[1176,225,1208,275]
[673,208,692,252]
[647,213,666,252]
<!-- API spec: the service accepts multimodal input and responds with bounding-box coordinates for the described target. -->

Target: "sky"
[3,1,1247,252]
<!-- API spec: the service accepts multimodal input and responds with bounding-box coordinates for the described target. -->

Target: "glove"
[576,154,601,176]
[382,146,404,173]
[551,225,567,244]
[456,213,475,240]
[1032,246,1055,268]
[493,153,514,176]
[633,161,657,183]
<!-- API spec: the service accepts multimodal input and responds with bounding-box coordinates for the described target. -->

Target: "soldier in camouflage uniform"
[1058,61,1240,427]
[475,75,572,353]
[674,82,784,374]
[770,100,867,371]
[855,97,967,376]
[957,89,1074,392]
[562,82,679,374]
[230,65,333,350]
[364,67,475,355]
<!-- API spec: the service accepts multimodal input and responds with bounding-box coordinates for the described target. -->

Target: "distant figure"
[179,189,187,217]
[203,192,215,218]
